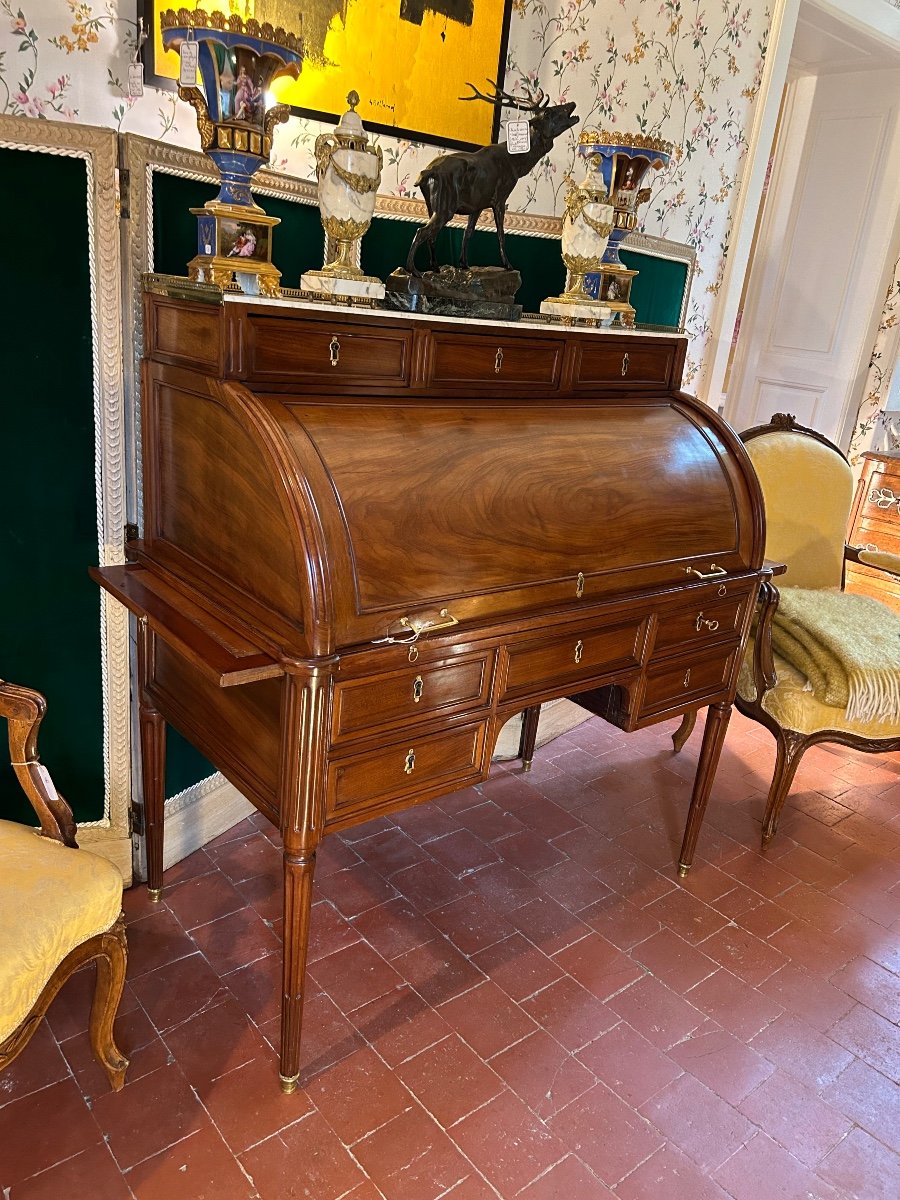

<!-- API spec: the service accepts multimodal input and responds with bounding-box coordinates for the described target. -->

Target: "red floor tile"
[353,1103,471,1200]
[517,1155,615,1199]
[9,1142,132,1199]
[615,1142,734,1200]
[548,1080,665,1187]
[198,1053,313,1152]
[451,1090,567,1195]
[738,1068,851,1166]
[488,1028,595,1118]
[397,1034,503,1125]
[0,1077,103,1187]
[712,1131,843,1200]
[437,979,538,1059]
[668,1025,774,1104]
[821,1057,900,1152]
[639,1072,756,1173]
[91,1061,212,1172]
[2,713,898,1200]
[304,1045,413,1145]
[127,1125,257,1199]
[240,1111,366,1200]
[576,1021,682,1108]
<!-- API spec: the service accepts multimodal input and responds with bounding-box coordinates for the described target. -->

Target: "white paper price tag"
[506,121,531,154]
[179,40,199,87]
[128,62,144,97]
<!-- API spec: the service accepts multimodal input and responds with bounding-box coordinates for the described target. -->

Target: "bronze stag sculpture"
[405,82,578,276]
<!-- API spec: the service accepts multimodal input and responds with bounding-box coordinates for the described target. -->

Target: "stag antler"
[460,79,548,111]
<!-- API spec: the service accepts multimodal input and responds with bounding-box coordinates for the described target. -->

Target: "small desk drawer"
[503,618,645,699]
[332,652,493,742]
[246,317,413,385]
[427,334,563,388]
[574,341,677,390]
[326,722,487,824]
[653,588,751,657]
[640,645,738,718]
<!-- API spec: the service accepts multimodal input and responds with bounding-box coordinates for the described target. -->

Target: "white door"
[725,65,900,445]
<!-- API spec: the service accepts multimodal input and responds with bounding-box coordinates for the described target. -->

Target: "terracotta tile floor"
[3,710,900,1200]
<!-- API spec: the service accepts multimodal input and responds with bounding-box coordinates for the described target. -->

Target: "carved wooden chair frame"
[0,682,128,1090]
[672,414,900,846]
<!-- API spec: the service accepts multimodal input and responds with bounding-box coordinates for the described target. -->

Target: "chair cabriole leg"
[89,918,129,1090]
[762,728,808,846]
[672,710,697,753]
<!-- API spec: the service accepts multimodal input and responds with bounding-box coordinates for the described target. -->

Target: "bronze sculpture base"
[385,266,522,321]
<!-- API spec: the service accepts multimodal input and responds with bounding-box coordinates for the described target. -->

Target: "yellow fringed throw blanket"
[770,588,900,725]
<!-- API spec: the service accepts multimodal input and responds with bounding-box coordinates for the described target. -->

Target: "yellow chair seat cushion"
[737,639,900,739]
[0,821,123,1043]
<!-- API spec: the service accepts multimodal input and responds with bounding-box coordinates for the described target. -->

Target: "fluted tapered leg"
[678,702,732,876]
[137,617,166,901]
[279,849,317,1092]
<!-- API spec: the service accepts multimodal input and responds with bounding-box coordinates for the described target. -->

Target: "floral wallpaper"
[848,252,900,470]
[1,0,774,388]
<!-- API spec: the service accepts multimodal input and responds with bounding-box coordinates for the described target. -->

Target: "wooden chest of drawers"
[846,450,900,612]
[94,292,767,1090]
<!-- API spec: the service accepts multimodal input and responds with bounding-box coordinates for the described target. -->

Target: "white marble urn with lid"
[301,91,385,300]
[541,154,616,322]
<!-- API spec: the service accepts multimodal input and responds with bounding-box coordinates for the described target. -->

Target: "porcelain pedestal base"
[541,299,614,324]
[300,272,385,301]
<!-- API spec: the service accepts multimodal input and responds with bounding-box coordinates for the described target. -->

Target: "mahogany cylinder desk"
[93,289,767,1090]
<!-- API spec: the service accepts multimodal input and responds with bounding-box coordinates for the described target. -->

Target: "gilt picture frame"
[142,0,513,150]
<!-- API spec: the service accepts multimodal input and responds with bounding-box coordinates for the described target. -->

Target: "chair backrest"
[741,415,854,590]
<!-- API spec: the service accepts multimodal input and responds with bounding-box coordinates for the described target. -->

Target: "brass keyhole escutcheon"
[621,353,629,377]
[683,669,691,688]
[574,639,584,664]
[718,584,727,598]
[575,571,585,599]
[329,336,340,367]
[495,347,504,374]
[404,748,415,774]
[412,676,424,703]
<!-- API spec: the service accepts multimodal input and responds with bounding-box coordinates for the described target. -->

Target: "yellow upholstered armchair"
[676,414,900,852]
[0,681,128,1090]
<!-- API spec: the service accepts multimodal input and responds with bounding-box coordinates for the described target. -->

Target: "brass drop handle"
[621,353,629,377]
[695,612,720,632]
[684,564,727,580]
[400,608,459,638]
[683,669,691,688]
[495,347,504,374]
[329,335,340,367]
[574,639,584,664]
[373,607,459,646]
[412,675,424,703]
[404,748,415,774]
[717,584,727,597]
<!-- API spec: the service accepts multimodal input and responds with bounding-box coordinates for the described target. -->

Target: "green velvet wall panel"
[0,148,104,825]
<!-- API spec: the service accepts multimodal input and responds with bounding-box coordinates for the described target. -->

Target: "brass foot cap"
[522,760,533,772]
[279,1073,300,1095]
[677,863,690,878]
[148,887,162,903]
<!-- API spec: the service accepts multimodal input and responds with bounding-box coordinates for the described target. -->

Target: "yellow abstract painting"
[145,0,512,147]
